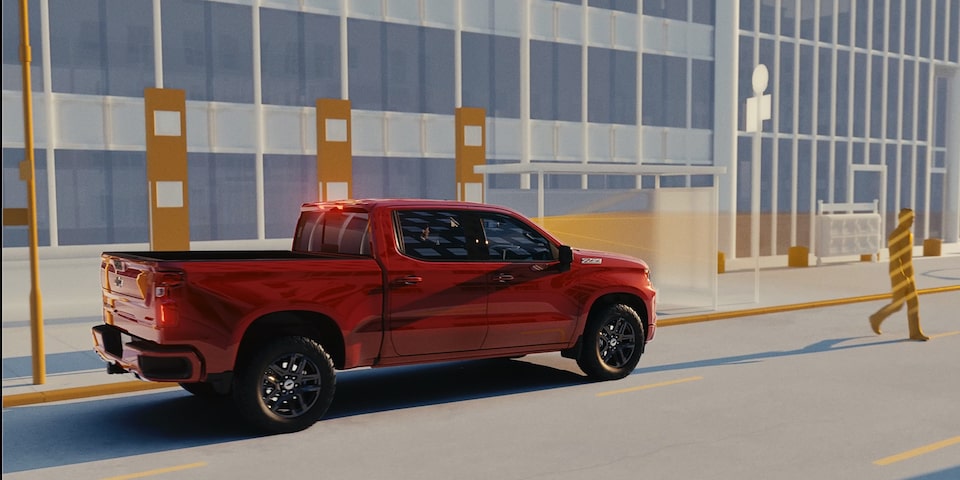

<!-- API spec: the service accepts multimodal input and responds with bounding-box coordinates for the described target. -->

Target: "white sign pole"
[749,65,770,305]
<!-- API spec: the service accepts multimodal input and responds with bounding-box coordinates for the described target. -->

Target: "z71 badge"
[581,257,603,264]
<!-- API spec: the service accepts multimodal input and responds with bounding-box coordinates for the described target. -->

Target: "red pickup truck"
[93,199,656,433]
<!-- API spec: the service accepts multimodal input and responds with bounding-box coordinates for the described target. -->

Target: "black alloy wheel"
[577,303,644,381]
[234,336,336,433]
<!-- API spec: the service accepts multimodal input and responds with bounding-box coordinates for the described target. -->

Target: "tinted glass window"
[480,213,554,261]
[294,209,370,255]
[396,210,482,261]
[260,8,340,107]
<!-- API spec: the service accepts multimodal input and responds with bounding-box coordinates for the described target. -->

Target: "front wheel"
[577,304,645,381]
[233,336,336,434]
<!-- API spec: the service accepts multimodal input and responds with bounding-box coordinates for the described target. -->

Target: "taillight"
[158,301,179,328]
[154,271,183,328]
[153,271,184,298]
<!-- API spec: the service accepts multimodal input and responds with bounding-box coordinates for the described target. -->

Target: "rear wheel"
[577,304,644,381]
[233,336,336,434]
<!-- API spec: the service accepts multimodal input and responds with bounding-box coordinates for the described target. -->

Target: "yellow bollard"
[788,246,809,267]
[923,238,942,257]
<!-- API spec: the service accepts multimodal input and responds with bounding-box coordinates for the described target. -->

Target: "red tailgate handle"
[399,275,423,286]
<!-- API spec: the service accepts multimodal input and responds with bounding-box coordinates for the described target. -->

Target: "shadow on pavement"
[2,358,585,474]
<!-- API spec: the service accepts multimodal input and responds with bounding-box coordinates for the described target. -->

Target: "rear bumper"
[91,324,203,382]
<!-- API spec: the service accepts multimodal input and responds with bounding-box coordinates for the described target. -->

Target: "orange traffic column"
[455,107,486,203]
[316,99,352,201]
[144,88,189,251]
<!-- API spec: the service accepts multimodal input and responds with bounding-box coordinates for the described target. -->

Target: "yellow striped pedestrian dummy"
[869,208,929,341]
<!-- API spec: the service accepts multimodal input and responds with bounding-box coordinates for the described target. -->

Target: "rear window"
[293,210,371,255]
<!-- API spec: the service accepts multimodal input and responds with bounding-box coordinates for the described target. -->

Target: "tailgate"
[101,254,172,335]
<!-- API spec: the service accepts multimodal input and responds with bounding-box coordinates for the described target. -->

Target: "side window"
[293,210,370,255]
[396,210,479,261]
[480,214,555,261]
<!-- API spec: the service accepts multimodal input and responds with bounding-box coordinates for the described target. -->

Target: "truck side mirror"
[558,245,573,272]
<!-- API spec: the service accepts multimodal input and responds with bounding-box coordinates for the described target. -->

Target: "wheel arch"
[564,292,649,360]
[236,311,346,370]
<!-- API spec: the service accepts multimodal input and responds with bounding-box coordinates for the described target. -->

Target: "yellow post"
[145,88,190,251]
[316,99,353,201]
[455,107,486,203]
[18,0,45,384]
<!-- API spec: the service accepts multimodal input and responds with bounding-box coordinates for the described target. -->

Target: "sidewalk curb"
[4,285,958,409]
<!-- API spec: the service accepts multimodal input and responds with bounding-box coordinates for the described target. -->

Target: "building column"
[317,98,352,201]
[456,107,486,203]
[145,88,189,251]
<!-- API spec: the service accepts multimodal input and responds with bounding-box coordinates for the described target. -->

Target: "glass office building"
[2,0,958,259]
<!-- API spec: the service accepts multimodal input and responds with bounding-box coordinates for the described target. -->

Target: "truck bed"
[102,250,337,261]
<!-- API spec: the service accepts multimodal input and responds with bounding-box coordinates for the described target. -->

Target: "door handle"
[494,273,514,283]
[399,275,423,286]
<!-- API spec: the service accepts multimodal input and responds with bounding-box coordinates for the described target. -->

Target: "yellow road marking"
[873,436,960,466]
[597,376,703,397]
[928,331,960,340]
[101,462,207,480]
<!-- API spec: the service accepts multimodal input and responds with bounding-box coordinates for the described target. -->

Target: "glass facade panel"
[2,149,50,248]
[189,153,257,241]
[870,55,883,139]
[462,32,520,118]
[779,42,794,133]
[1,0,43,91]
[348,20,454,114]
[780,0,796,37]
[531,40,581,122]
[901,60,914,140]
[777,139,793,212]
[935,0,946,60]
[162,0,254,103]
[797,44,814,135]
[643,0,684,20]
[691,0,716,25]
[588,47,637,125]
[886,58,899,139]
[837,0,852,46]
[917,62,929,140]
[903,0,916,56]
[888,0,900,53]
[873,0,886,51]
[816,140,830,203]
[353,157,455,200]
[853,52,867,137]
[260,9,340,107]
[263,154,317,239]
[760,0,777,34]
[835,50,849,136]
[641,53,686,128]
[55,150,148,245]
[796,140,812,212]
[799,0,815,40]
[855,0,869,49]
[691,59,714,129]
[920,0,932,57]
[738,36,754,130]
[834,141,847,202]
[740,0,755,31]
[819,0,834,43]
[817,48,832,136]
[951,0,959,62]
[49,0,154,97]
